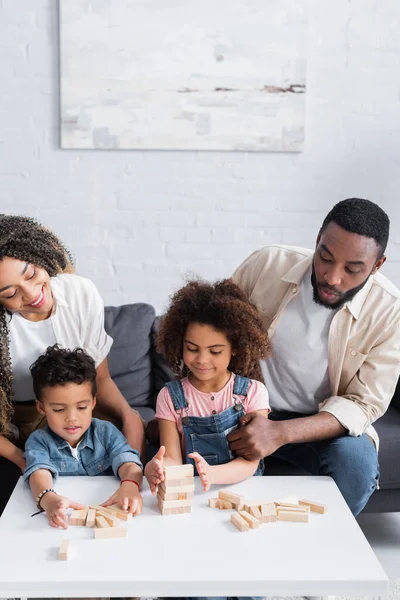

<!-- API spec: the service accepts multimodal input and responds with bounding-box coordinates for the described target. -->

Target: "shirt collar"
[281,253,373,320]
[48,422,95,451]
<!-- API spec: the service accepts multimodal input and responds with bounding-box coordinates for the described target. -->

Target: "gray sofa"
[105,302,400,514]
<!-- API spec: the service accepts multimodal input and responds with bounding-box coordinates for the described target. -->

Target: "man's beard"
[311,264,372,310]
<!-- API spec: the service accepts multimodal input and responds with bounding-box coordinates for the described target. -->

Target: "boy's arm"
[0,435,25,472]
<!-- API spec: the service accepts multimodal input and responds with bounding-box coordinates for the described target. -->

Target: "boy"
[24,344,143,529]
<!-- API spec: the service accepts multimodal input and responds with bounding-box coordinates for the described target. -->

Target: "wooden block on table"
[277,510,309,523]
[299,499,328,514]
[275,501,300,508]
[58,538,74,560]
[95,515,111,528]
[208,498,219,508]
[217,499,234,510]
[260,502,277,523]
[249,506,263,521]
[105,505,132,521]
[94,527,127,539]
[159,504,192,515]
[158,497,192,509]
[238,510,261,529]
[85,508,96,528]
[157,487,193,502]
[95,509,120,527]
[164,464,194,480]
[159,480,195,491]
[70,508,88,526]
[230,512,249,532]
[218,490,245,506]
[276,505,309,513]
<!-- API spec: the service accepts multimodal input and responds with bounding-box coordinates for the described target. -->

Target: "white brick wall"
[1,0,399,312]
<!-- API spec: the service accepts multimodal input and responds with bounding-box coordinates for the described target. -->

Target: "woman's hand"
[101,482,143,516]
[144,445,166,495]
[188,452,213,492]
[40,493,85,529]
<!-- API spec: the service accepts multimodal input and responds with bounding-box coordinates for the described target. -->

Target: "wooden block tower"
[158,464,195,515]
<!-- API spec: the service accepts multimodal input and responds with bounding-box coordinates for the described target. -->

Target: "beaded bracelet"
[35,488,57,509]
[120,479,140,490]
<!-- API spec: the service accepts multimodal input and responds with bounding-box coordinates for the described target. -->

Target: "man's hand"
[227,413,286,460]
[188,452,213,492]
[40,493,85,529]
[101,483,143,516]
[144,446,165,495]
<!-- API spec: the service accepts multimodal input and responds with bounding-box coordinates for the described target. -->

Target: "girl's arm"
[0,435,25,472]
[144,419,183,494]
[189,409,270,491]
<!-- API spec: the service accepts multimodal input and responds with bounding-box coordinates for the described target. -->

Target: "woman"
[0,214,145,509]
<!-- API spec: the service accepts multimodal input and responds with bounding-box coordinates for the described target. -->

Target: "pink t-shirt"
[156,373,270,436]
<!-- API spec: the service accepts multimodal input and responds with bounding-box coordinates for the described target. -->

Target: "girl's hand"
[41,493,85,529]
[188,452,213,492]
[144,446,165,495]
[101,483,143,515]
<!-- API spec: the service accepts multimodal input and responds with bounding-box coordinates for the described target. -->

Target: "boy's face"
[36,381,96,448]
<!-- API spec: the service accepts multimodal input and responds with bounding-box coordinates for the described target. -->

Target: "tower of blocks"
[158,464,195,515]
[208,490,327,532]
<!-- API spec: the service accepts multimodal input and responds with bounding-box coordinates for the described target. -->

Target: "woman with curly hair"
[0,214,144,511]
[145,278,271,501]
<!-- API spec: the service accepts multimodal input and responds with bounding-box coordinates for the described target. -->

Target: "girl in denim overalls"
[145,278,271,600]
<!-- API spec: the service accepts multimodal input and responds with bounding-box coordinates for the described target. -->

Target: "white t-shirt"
[261,267,336,414]
[8,273,113,402]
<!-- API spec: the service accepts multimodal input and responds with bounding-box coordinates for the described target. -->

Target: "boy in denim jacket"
[24,344,143,529]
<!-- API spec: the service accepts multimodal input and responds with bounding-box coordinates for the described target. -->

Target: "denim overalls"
[164,374,263,600]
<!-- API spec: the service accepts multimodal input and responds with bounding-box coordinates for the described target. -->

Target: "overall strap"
[233,374,251,397]
[165,380,188,411]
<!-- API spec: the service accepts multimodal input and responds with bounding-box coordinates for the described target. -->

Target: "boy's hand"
[101,483,143,515]
[188,452,213,492]
[144,445,165,495]
[40,493,85,529]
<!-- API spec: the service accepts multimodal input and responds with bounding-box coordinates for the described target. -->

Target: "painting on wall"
[60,1,307,151]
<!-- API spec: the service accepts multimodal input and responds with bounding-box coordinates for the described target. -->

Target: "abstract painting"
[60,1,307,151]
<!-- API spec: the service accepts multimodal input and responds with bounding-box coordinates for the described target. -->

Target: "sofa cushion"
[374,406,400,489]
[105,303,156,410]
[390,377,400,411]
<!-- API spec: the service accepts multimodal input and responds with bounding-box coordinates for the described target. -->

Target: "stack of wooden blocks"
[58,504,132,559]
[208,491,327,532]
[158,464,195,515]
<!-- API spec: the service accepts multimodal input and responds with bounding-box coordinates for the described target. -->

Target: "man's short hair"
[30,344,97,400]
[321,198,390,259]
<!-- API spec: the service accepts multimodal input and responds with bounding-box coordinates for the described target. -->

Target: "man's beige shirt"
[233,245,400,449]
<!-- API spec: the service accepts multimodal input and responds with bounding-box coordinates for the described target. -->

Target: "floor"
[357,511,400,580]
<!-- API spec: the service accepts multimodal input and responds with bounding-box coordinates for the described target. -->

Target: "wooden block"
[105,505,132,521]
[85,508,96,528]
[218,490,245,505]
[158,497,192,509]
[230,512,249,532]
[160,504,191,515]
[95,509,120,527]
[58,539,74,560]
[217,499,234,510]
[275,502,300,508]
[260,503,277,523]
[157,487,193,502]
[238,510,261,529]
[95,515,111,528]
[276,505,309,513]
[94,527,127,539]
[208,498,219,508]
[299,499,328,514]
[249,506,263,521]
[244,499,268,508]
[277,510,309,523]
[159,480,195,491]
[164,464,194,480]
[70,508,88,526]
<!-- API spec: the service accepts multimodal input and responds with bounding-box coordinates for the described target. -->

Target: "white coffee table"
[0,475,388,599]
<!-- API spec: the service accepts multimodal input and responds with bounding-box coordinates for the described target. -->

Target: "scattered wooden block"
[275,502,300,509]
[164,464,194,480]
[208,498,219,508]
[85,508,96,528]
[238,510,261,529]
[95,515,111,528]
[94,527,127,539]
[58,538,74,560]
[106,505,132,521]
[249,506,263,521]
[299,499,328,514]
[217,499,234,510]
[276,505,310,513]
[260,502,277,523]
[277,510,309,523]
[218,490,245,506]
[94,509,120,528]
[231,512,249,532]
[70,508,88,526]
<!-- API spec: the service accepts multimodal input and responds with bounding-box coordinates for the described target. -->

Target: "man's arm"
[228,411,346,461]
[0,435,25,471]
[96,358,145,459]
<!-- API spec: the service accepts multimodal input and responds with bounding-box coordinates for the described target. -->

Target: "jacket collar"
[48,422,95,451]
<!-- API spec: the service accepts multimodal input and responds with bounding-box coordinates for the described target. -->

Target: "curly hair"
[0,214,74,435]
[157,278,271,382]
[30,345,97,401]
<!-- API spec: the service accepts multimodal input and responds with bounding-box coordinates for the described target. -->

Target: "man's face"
[312,222,386,310]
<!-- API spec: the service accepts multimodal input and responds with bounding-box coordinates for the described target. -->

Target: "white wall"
[1,0,399,313]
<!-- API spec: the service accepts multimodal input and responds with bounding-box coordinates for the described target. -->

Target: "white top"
[261,267,336,414]
[8,273,113,402]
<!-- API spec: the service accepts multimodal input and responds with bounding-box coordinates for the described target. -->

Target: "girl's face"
[0,257,53,321]
[183,322,233,390]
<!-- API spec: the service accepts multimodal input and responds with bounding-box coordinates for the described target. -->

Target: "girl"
[145,278,271,494]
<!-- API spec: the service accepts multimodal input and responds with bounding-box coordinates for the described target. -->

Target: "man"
[229,198,400,516]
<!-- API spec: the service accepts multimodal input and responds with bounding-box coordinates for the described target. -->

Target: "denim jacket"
[23,418,142,481]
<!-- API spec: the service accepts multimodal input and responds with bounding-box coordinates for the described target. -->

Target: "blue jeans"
[269,411,380,516]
